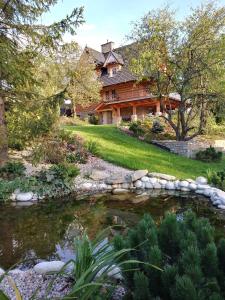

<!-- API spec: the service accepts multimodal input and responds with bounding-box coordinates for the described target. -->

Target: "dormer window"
[112,67,117,75]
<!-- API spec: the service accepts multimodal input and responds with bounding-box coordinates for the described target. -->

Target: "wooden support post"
[131,105,137,121]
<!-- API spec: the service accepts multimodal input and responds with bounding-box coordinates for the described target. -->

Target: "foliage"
[151,119,164,134]
[69,125,225,179]
[0,161,25,179]
[0,177,38,202]
[207,169,225,190]
[114,211,225,299]
[129,121,145,137]
[196,147,222,163]
[128,3,225,141]
[63,229,143,300]
[89,115,99,125]
[85,140,100,156]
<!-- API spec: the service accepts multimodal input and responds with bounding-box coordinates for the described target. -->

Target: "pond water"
[1,190,225,269]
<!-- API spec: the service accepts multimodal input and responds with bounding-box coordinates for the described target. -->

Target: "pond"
[1,190,225,269]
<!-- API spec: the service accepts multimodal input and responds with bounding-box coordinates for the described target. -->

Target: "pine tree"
[133,271,152,300]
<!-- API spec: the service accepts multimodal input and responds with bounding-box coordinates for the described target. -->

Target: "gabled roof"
[84,47,105,65]
[103,52,124,67]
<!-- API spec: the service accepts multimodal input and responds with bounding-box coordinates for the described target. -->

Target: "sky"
[40,0,225,51]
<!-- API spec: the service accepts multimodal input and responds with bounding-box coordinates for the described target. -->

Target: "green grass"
[65,125,225,179]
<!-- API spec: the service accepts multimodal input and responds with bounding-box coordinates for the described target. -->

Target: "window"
[112,90,116,99]
[112,67,117,75]
[105,91,110,100]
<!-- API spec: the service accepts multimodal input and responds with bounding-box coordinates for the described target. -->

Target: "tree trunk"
[0,95,8,166]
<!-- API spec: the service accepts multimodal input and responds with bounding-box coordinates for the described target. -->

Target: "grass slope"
[66,125,225,179]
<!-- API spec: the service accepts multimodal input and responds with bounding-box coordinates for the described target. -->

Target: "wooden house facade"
[78,41,180,124]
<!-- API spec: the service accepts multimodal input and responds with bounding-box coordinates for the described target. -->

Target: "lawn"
[65,125,225,179]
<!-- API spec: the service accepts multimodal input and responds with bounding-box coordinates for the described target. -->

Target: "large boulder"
[34,261,65,275]
[148,173,176,181]
[16,192,33,202]
[134,180,143,189]
[106,174,132,185]
[189,183,197,191]
[179,181,189,188]
[131,170,148,182]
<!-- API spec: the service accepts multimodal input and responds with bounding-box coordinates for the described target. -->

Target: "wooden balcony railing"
[104,89,152,102]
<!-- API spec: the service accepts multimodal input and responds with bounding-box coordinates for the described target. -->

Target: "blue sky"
[40,0,225,51]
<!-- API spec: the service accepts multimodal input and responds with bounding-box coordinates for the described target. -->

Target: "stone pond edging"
[11,169,225,211]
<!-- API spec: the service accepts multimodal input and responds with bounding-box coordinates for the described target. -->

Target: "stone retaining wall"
[152,139,225,158]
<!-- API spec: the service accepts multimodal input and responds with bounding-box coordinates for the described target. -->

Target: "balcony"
[103,89,153,103]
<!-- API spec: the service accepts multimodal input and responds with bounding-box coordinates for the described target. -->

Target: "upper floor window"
[112,90,116,99]
[105,91,110,100]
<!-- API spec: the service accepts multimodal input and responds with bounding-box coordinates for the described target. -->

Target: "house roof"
[101,67,136,87]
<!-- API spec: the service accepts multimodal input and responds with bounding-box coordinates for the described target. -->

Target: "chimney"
[101,41,114,54]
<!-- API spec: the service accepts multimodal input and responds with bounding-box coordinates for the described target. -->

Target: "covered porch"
[96,99,165,124]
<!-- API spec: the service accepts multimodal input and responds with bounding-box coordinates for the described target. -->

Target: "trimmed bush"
[196,146,222,162]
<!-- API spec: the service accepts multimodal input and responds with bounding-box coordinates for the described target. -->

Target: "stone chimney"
[101,41,114,54]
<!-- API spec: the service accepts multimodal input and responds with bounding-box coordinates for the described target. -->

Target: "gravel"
[0,270,72,300]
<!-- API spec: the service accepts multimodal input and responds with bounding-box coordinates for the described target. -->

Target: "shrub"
[151,119,164,133]
[89,115,99,125]
[0,161,25,179]
[196,146,222,162]
[85,140,100,156]
[129,121,145,137]
[114,211,225,299]
[207,169,225,190]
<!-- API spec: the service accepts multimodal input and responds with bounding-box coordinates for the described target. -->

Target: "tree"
[0,0,84,165]
[128,3,225,141]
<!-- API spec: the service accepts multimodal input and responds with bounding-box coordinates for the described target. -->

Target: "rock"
[106,174,131,185]
[8,269,25,275]
[186,178,195,183]
[134,180,143,189]
[121,183,131,189]
[112,189,129,195]
[218,205,225,210]
[32,193,38,201]
[89,170,110,181]
[189,183,197,191]
[107,265,123,281]
[34,261,65,275]
[195,189,205,194]
[159,179,167,186]
[0,267,5,276]
[174,180,180,189]
[81,182,93,190]
[106,185,113,190]
[197,184,211,190]
[203,189,213,197]
[98,183,108,190]
[196,176,207,185]
[131,170,148,182]
[179,181,189,188]
[148,172,176,181]
[16,192,33,202]
[141,176,149,182]
[180,187,191,192]
[10,193,16,201]
[145,182,154,189]
[149,177,158,185]
[165,182,175,190]
[153,182,162,189]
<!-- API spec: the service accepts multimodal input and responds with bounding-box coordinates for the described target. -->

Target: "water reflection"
[0,191,225,269]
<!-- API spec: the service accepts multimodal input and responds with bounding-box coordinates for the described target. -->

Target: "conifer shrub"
[196,146,222,162]
[114,212,225,299]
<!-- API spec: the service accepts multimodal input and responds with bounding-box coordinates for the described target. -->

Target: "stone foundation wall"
[152,139,225,158]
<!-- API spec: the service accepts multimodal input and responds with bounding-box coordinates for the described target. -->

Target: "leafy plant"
[66,153,77,163]
[114,211,225,299]
[129,121,145,137]
[0,161,25,179]
[196,146,222,163]
[207,169,225,190]
[85,140,100,156]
